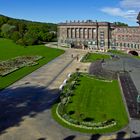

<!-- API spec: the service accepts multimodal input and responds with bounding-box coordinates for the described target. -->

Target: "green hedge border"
[51,102,128,134]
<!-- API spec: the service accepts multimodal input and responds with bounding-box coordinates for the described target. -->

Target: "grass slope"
[52,74,128,133]
[0,38,64,90]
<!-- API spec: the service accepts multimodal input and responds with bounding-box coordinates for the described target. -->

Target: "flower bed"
[57,103,117,130]
[0,55,43,76]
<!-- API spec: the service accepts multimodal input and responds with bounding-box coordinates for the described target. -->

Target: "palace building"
[58,13,140,52]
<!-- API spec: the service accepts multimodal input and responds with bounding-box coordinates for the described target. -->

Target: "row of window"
[117,35,140,42]
[116,28,140,33]
[114,42,140,49]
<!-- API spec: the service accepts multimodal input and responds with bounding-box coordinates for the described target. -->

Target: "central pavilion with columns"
[58,20,115,51]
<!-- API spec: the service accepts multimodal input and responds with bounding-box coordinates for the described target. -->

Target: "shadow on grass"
[0,85,59,135]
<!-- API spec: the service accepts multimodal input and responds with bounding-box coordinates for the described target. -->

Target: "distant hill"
[0,14,57,46]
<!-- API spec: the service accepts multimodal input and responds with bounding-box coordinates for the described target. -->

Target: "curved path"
[0,47,129,140]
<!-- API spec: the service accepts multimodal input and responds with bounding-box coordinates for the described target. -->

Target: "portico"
[58,20,113,51]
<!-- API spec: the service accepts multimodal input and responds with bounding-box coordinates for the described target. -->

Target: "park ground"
[0,38,64,90]
[0,39,139,139]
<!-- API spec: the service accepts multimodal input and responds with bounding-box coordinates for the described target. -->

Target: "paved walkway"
[0,47,90,140]
[0,47,130,140]
[103,55,140,139]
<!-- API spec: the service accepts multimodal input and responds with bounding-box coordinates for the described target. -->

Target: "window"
[124,43,126,47]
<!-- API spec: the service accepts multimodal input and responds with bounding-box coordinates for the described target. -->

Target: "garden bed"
[52,73,128,133]
[0,56,43,76]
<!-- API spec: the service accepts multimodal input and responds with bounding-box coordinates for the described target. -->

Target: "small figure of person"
[76,55,79,61]
[71,54,73,58]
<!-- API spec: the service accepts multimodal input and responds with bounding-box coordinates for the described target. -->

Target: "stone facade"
[58,13,140,52]
[58,20,114,51]
[111,27,140,51]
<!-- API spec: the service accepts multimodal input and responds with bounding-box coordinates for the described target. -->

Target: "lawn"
[108,50,140,59]
[108,50,126,55]
[52,74,128,133]
[82,53,110,62]
[0,38,64,90]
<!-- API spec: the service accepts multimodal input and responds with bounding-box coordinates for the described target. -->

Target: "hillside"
[0,14,57,45]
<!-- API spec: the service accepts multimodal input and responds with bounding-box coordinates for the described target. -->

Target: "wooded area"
[0,15,57,46]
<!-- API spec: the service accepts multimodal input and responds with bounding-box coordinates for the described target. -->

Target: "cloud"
[120,0,140,8]
[101,7,125,16]
[123,10,138,19]
[101,7,137,21]
[100,0,139,21]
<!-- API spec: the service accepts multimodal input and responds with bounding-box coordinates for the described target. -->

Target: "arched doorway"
[128,51,139,56]
[71,43,75,48]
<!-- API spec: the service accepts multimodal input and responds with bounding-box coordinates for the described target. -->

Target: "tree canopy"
[0,14,57,46]
[113,22,128,27]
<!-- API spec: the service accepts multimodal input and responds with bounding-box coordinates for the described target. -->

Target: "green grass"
[52,74,128,133]
[0,38,64,90]
[108,50,126,55]
[132,55,140,59]
[108,50,140,59]
[82,53,110,62]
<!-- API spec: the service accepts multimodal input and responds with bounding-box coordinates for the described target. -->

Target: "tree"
[23,32,38,45]
[16,38,25,46]
[0,15,9,27]
[114,22,128,27]
[0,14,57,45]
[18,22,26,37]
[11,31,21,42]
[1,24,16,38]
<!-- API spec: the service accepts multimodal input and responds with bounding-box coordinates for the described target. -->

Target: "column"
[92,28,95,39]
[72,28,75,38]
[74,28,76,38]
[80,28,83,39]
[71,28,73,38]
[88,28,92,39]
[76,28,79,38]
[83,28,85,39]
[79,28,81,38]
[67,28,70,38]
[84,28,88,39]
